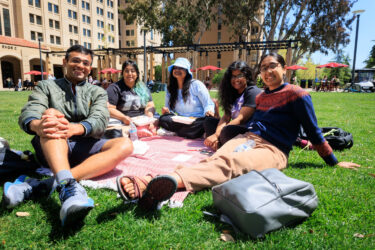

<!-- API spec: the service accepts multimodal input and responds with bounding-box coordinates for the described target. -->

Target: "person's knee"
[108,137,133,159]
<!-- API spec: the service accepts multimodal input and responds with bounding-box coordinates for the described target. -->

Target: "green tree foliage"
[223,0,357,64]
[211,69,226,86]
[364,42,375,68]
[154,65,162,81]
[296,58,317,80]
[120,0,357,64]
[119,0,217,45]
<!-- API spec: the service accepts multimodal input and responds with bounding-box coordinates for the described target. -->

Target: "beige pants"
[175,132,288,192]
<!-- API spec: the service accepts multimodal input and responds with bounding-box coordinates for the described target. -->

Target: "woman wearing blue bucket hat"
[158,57,215,139]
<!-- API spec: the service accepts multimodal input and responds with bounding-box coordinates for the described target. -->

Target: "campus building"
[0,0,163,89]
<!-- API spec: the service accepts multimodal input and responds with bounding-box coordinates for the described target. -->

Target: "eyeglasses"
[70,57,91,67]
[173,66,185,71]
[231,74,245,80]
[124,69,137,74]
[260,63,280,73]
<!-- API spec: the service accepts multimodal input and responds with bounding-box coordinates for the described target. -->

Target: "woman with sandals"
[116,53,359,211]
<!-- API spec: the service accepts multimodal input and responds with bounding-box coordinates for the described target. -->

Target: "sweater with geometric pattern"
[248,83,338,166]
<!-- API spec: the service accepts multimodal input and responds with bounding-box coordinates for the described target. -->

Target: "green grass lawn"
[0,90,374,248]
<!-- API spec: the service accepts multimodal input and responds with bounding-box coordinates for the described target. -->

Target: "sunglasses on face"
[173,66,186,71]
[260,62,280,73]
[231,74,245,80]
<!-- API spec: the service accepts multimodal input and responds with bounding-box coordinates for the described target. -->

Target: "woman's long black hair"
[167,68,193,110]
[219,61,255,115]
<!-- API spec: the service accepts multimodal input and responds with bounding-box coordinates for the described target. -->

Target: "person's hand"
[205,111,214,117]
[148,122,157,135]
[336,161,360,170]
[121,116,132,125]
[204,134,219,151]
[31,109,69,139]
[162,107,170,115]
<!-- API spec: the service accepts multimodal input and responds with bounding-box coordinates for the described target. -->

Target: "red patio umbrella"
[197,65,222,71]
[316,62,348,68]
[286,65,308,70]
[99,68,122,74]
[24,70,48,75]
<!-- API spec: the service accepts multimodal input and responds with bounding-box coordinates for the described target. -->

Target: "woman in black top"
[204,61,262,150]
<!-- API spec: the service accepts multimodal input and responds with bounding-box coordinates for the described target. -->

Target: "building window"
[54,5,59,14]
[31,31,36,40]
[50,35,55,44]
[218,17,222,30]
[217,61,221,68]
[86,2,90,10]
[70,39,74,46]
[56,36,61,44]
[36,15,42,25]
[0,13,2,35]
[30,14,35,23]
[69,24,73,32]
[29,0,33,6]
[3,9,11,36]
[48,3,52,11]
[217,52,221,59]
[151,30,154,40]
[55,21,60,29]
[49,19,53,27]
[86,16,90,24]
[35,0,41,7]
[87,29,91,37]
[74,26,78,34]
[37,32,43,42]
[217,32,221,43]
[83,28,86,36]
[81,1,84,8]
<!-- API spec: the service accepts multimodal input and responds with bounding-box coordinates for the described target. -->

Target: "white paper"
[172,154,192,162]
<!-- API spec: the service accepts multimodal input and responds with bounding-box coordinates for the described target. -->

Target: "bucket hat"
[168,58,193,78]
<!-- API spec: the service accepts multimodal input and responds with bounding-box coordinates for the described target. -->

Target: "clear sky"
[310,0,374,68]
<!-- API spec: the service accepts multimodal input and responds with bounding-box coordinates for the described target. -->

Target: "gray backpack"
[212,168,318,238]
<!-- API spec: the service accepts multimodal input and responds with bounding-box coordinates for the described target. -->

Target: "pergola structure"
[44,40,298,83]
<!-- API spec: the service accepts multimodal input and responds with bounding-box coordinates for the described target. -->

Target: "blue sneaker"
[57,179,94,227]
[2,175,46,209]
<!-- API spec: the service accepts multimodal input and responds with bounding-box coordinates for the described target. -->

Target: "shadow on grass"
[96,201,162,224]
[37,196,89,241]
[200,203,312,243]
[288,162,323,169]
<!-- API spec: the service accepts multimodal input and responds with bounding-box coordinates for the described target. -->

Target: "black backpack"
[1,138,40,180]
[297,126,353,151]
[320,127,353,150]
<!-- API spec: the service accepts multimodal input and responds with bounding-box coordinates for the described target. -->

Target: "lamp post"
[38,38,44,80]
[141,27,148,84]
[351,9,365,86]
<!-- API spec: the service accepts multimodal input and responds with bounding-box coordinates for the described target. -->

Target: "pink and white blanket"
[80,136,211,207]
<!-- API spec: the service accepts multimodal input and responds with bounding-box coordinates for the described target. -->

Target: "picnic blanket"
[80,136,211,207]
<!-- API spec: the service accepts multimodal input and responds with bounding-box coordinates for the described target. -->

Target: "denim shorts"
[32,136,108,168]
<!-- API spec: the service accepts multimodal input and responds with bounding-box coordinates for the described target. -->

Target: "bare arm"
[107,103,132,125]
[144,101,155,117]
[227,106,256,126]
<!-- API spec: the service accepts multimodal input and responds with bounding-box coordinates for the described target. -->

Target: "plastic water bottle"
[234,139,256,153]
[129,122,138,141]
